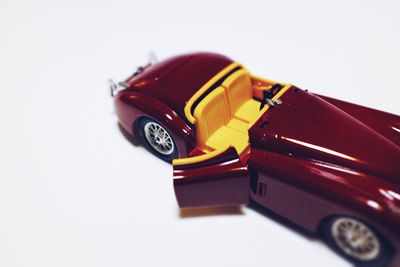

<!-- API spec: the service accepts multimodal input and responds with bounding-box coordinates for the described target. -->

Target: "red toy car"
[111,52,400,267]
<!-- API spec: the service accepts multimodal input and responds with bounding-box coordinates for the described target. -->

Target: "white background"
[1,0,399,266]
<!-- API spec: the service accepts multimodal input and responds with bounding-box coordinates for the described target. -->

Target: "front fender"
[318,94,400,147]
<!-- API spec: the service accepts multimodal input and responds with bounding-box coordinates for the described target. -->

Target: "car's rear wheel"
[322,216,393,267]
[138,118,178,162]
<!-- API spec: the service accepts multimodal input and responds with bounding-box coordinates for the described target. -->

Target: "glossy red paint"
[319,94,400,147]
[115,52,233,156]
[115,90,193,157]
[248,148,400,251]
[251,88,400,182]
[114,52,400,267]
[251,154,400,267]
[175,86,400,265]
[173,147,249,208]
[124,52,233,121]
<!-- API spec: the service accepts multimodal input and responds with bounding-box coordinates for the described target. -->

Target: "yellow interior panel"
[227,118,249,133]
[205,126,249,155]
[222,69,253,116]
[172,148,228,166]
[194,86,231,149]
[251,74,278,89]
[222,69,266,125]
[233,99,262,125]
[184,62,242,124]
[193,85,250,155]
[177,66,291,167]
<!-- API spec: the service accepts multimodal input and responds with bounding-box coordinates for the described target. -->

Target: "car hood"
[252,88,400,183]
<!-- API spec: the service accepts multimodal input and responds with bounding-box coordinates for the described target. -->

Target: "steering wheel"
[259,83,283,110]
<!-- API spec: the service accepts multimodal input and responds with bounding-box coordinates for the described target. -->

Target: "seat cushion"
[234,98,262,125]
[205,126,249,155]
[227,118,249,134]
[222,69,253,116]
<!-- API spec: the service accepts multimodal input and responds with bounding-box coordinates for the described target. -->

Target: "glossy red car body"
[114,52,400,266]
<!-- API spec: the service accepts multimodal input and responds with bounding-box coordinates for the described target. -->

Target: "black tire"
[137,117,178,163]
[321,216,394,267]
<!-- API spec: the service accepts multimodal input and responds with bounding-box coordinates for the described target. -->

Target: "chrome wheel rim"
[144,122,174,155]
[331,218,380,261]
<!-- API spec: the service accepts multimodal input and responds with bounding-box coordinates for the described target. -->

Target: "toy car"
[111,52,400,267]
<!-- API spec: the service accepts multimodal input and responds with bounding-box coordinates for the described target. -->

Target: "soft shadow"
[179,205,244,218]
[117,120,357,266]
[248,200,359,267]
[117,123,141,147]
[247,200,316,240]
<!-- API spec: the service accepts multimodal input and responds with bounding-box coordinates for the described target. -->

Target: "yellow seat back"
[222,69,253,116]
[193,87,231,149]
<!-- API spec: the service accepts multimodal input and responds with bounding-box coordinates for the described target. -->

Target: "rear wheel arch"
[136,109,191,138]
[133,113,190,152]
[136,116,179,162]
[133,116,147,136]
[122,93,193,157]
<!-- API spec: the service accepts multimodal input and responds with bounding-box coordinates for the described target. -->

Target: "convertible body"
[114,52,400,266]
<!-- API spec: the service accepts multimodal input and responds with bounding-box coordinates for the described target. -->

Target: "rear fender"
[115,90,193,157]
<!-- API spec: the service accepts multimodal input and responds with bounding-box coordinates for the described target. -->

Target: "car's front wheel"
[322,216,393,267]
[138,118,178,162]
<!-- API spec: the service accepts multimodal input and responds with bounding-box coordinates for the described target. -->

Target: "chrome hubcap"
[332,218,380,261]
[144,122,174,155]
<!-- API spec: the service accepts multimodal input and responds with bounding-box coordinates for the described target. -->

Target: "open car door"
[173,147,250,208]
